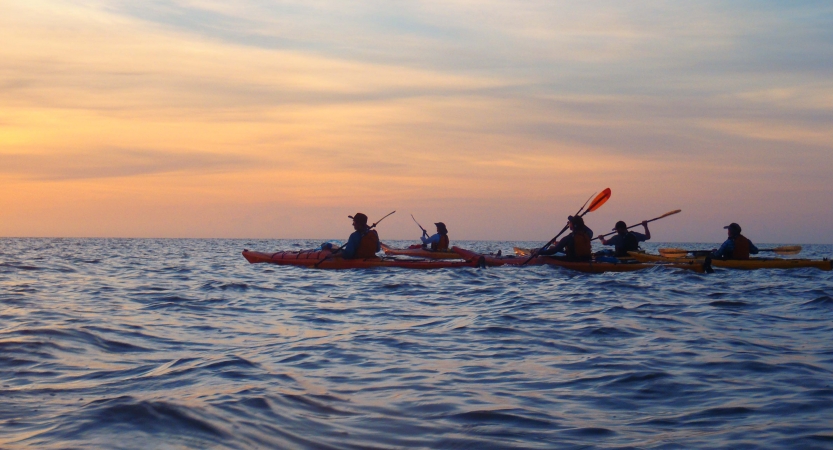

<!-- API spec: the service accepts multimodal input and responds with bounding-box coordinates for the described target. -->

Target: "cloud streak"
[0,0,831,241]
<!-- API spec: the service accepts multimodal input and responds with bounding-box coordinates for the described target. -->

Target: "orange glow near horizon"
[1,1,831,243]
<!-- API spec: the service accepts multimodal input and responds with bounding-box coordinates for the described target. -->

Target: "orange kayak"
[242,249,483,270]
[451,247,705,273]
[451,247,546,266]
[380,243,460,260]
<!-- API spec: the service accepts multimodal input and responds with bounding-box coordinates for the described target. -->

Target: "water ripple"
[0,238,831,448]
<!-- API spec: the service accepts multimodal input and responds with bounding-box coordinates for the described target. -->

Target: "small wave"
[709,300,750,308]
[38,396,230,442]
[447,410,554,428]
[559,427,616,437]
[581,326,637,338]
[14,328,152,353]
[803,296,833,307]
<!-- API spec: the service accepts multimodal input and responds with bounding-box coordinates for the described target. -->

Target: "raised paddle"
[593,209,682,241]
[658,245,802,258]
[411,214,428,237]
[522,188,612,266]
[316,211,396,267]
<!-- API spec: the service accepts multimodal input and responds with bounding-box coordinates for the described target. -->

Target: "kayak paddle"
[411,214,428,237]
[522,188,612,266]
[658,245,802,258]
[593,209,681,241]
[316,211,396,266]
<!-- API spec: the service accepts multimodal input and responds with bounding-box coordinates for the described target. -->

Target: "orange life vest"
[732,235,751,260]
[432,235,450,251]
[356,230,380,258]
[569,230,592,260]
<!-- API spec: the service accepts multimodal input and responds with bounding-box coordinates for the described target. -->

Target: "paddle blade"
[585,188,612,213]
[658,209,682,219]
[658,248,689,258]
[772,245,802,255]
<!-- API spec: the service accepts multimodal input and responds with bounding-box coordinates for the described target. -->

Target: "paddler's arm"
[641,221,651,240]
[749,240,759,255]
[713,239,733,259]
[549,235,571,254]
[341,231,362,259]
[420,234,440,245]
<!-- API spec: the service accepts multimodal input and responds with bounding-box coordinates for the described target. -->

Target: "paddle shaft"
[521,194,593,266]
[593,210,681,241]
[522,189,611,266]
[660,245,800,256]
[411,214,428,236]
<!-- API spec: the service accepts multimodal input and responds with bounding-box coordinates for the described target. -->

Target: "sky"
[1,0,832,243]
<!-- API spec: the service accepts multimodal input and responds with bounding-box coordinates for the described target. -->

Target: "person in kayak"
[599,220,651,257]
[540,216,593,261]
[420,222,450,251]
[340,213,381,259]
[712,223,758,260]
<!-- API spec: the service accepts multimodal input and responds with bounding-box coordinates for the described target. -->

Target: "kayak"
[242,249,484,270]
[451,247,546,266]
[452,247,705,273]
[628,252,832,271]
[380,243,460,260]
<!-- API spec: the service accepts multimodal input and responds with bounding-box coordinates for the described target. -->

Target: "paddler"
[539,215,593,261]
[712,223,758,260]
[420,222,450,251]
[340,213,381,259]
[599,220,651,257]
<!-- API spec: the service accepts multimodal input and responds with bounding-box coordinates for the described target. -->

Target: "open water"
[1,238,832,449]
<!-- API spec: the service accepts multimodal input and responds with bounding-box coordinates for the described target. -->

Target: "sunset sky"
[2,1,831,242]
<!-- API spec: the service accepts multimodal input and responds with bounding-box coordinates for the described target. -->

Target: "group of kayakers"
[331,212,758,261]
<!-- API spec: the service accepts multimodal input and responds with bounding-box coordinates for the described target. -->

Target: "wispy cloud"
[0,0,831,241]
[0,148,253,180]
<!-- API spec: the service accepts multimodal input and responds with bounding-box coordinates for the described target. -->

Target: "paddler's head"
[614,220,627,236]
[434,222,448,235]
[349,213,369,231]
[724,222,741,238]
[568,215,584,231]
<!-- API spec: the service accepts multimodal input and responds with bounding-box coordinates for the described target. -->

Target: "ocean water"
[1,238,832,449]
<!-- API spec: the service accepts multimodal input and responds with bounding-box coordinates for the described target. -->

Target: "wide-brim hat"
[434,222,448,233]
[349,213,368,226]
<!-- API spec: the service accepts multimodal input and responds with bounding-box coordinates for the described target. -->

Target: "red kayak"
[380,243,461,259]
[451,247,705,273]
[242,249,484,270]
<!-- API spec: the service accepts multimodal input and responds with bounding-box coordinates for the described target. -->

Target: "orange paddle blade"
[586,188,612,213]
[657,209,681,219]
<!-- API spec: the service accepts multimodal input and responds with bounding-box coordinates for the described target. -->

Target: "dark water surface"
[1,238,832,449]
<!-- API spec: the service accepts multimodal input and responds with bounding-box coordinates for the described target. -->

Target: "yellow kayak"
[628,252,832,271]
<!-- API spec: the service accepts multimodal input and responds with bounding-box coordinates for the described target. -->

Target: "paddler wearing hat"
[420,222,450,251]
[712,223,758,260]
[341,213,381,259]
[599,220,651,257]
[539,215,594,261]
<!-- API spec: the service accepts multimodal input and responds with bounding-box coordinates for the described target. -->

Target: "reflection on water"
[1,238,832,449]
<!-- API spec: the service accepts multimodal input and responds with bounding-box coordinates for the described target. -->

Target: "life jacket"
[355,229,380,258]
[615,232,640,257]
[568,230,592,260]
[432,235,450,251]
[731,235,751,260]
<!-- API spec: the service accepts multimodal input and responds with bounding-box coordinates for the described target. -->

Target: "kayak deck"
[242,249,482,270]
[453,247,705,273]
[380,243,461,260]
[629,252,832,271]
